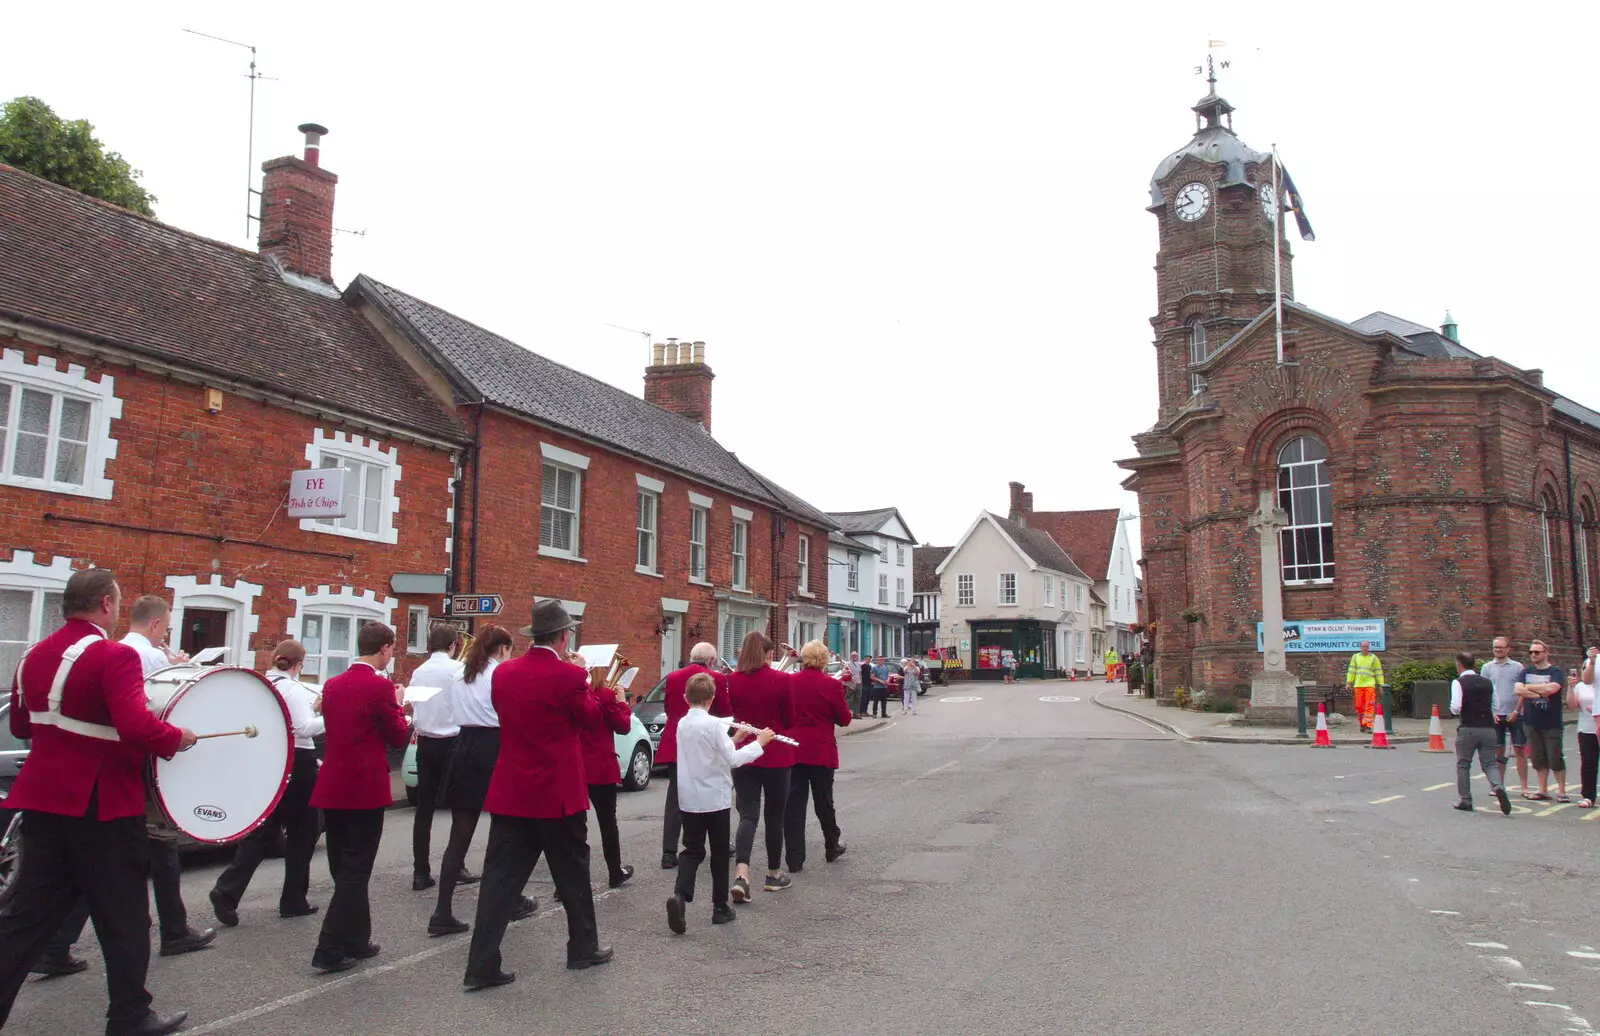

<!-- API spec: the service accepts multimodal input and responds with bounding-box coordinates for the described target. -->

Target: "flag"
[1276,159,1316,242]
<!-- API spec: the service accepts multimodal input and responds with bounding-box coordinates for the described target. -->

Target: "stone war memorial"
[1118,70,1600,712]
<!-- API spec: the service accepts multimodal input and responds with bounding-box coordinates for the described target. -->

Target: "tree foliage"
[0,96,157,216]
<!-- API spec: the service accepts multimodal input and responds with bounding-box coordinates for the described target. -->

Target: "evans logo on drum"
[193,805,228,823]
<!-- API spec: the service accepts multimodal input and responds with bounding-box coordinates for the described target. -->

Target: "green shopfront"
[968,619,1057,680]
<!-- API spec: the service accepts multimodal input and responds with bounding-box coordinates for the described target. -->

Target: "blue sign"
[1255,618,1386,654]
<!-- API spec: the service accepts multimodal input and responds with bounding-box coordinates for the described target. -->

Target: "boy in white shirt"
[668,673,773,933]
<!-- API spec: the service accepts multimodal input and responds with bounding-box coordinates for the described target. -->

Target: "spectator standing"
[1514,638,1567,803]
[870,658,890,718]
[1568,647,1598,808]
[1448,650,1513,815]
[1481,637,1529,796]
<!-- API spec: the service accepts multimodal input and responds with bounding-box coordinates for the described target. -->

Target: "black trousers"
[660,762,680,857]
[733,766,790,870]
[214,748,321,913]
[871,687,890,718]
[147,834,187,941]
[1580,731,1599,803]
[412,734,456,878]
[316,808,385,958]
[465,812,597,979]
[42,898,92,965]
[587,783,625,884]
[784,763,841,871]
[675,808,731,908]
[0,806,156,1034]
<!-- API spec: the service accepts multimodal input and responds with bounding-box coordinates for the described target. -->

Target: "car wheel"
[405,786,418,807]
[0,812,21,907]
[621,744,652,791]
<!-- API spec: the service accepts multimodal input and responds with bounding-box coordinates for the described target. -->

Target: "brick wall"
[1,335,457,679]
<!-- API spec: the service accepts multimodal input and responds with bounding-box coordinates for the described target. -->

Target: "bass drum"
[145,664,292,844]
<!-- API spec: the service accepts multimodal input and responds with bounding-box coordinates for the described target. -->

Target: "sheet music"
[576,644,619,669]
[192,646,229,665]
[617,667,640,690]
[403,685,445,704]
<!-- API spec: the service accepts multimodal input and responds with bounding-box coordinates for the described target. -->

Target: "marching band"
[0,572,857,1031]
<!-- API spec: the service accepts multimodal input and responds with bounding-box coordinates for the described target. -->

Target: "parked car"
[402,707,655,801]
[633,677,668,765]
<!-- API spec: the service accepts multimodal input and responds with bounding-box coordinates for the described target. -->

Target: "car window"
[644,680,666,704]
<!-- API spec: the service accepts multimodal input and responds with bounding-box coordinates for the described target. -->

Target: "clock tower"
[1147,71,1293,420]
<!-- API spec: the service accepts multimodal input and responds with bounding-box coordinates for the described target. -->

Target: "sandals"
[1556,795,1571,804]
[1523,791,1550,801]
[1579,799,1596,809]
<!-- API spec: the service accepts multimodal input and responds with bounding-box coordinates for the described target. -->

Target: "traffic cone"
[1420,705,1448,753]
[1366,705,1394,749]
[1312,703,1334,748]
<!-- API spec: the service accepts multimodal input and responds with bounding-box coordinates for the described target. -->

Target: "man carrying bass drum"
[209,639,325,926]
[784,640,852,872]
[0,569,198,1036]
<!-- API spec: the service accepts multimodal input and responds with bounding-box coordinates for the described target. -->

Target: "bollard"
[1296,685,1308,739]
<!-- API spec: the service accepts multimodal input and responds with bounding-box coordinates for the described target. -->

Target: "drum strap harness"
[19,633,122,742]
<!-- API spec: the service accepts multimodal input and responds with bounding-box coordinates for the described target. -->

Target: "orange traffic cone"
[1312,703,1334,748]
[1420,705,1448,753]
[1366,705,1394,749]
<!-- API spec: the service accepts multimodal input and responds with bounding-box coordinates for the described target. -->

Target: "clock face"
[1174,182,1210,222]
[1259,183,1277,222]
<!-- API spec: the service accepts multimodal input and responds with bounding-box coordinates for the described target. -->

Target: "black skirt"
[438,726,500,812]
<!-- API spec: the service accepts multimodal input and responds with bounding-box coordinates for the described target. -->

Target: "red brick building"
[351,279,835,687]
[0,148,466,684]
[1118,82,1600,700]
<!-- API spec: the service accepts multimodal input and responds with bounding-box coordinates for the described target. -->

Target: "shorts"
[1495,715,1527,751]
[1527,726,1566,772]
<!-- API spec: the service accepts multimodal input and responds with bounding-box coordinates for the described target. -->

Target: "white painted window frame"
[300,429,402,545]
[0,348,121,500]
[999,572,1018,606]
[288,585,397,683]
[957,573,974,607]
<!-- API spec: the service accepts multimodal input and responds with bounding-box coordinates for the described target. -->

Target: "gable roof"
[0,164,465,444]
[913,546,951,593]
[353,275,832,520]
[1020,508,1120,582]
[988,514,1088,580]
[828,507,916,542]
[828,531,879,554]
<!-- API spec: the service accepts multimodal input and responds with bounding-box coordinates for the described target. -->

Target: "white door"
[660,616,677,682]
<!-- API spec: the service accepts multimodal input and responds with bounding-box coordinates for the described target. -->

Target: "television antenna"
[603,322,654,366]
[182,29,276,240]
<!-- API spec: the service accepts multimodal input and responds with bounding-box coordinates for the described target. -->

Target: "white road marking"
[1568,951,1600,960]
[1423,782,1453,791]
[1480,955,1526,972]
[1370,795,1404,805]
[1429,910,1461,916]
[1468,941,1509,949]
[1536,802,1577,816]
[1508,982,1556,991]
[184,888,626,1033]
[939,696,982,703]
[1037,696,1081,703]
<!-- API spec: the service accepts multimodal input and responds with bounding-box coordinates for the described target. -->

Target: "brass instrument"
[602,652,633,691]
[772,643,802,673]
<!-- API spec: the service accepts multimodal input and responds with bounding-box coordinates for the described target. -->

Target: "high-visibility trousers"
[1354,686,1377,730]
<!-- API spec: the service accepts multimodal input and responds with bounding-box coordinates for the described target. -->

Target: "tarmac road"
[9,680,1595,1035]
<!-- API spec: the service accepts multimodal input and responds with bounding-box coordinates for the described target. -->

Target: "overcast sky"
[6,3,1597,553]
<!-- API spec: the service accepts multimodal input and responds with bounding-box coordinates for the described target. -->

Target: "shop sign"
[287,467,346,519]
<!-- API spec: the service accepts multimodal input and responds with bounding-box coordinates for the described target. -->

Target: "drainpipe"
[469,401,485,598]
[1565,433,1584,650]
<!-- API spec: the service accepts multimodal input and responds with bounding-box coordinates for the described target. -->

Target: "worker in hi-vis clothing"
[1345,641,1385,733]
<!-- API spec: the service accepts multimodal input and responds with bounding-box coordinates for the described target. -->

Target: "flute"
[727,720,799,747]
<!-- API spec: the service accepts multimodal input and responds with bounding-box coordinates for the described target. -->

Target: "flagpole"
[1273,144,1284,366]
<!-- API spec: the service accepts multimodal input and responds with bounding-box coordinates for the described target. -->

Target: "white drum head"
[150,667,292,843]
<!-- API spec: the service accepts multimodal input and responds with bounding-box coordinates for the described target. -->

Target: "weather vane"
[1195,42,1230,83]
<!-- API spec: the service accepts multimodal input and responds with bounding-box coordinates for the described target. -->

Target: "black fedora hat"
[520,599,581,639]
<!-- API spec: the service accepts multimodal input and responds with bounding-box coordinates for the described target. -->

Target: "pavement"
[10,679,1598,1035]
[1092,683,1435,744]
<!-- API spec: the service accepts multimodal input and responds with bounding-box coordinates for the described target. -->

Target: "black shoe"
[609,864,634,889]
[209,887,239,927]
[511,897,537,922]
[429,917,470,937]
[661,852,678,870]
[711,904,737,925]
[279,904,319,919]
[788,862,804,873]
[30,955,88,977]
[350,942,381,960]
[667,894,686,935]
[457,870,480,886]
[311,951,357,973]
[1453,801,1474,812]
[413,874,436,891]
[1496,786,1513,815]
[825,843,847,863]
[763,873,792,892]
[120,1009,188,1036]
[159,927,217,957]
[566,945,614,970]
[463,970,515,992]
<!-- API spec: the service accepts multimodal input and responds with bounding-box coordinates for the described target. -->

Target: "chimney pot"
[298,123,329,166]
[651,342,666,366]
[692,341,705,365]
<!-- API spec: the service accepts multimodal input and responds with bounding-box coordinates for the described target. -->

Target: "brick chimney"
[1008,481,1034,525]
[258,123,337,283]
[645,340,714,431]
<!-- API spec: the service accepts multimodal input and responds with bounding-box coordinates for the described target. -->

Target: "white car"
[403,712,654,804]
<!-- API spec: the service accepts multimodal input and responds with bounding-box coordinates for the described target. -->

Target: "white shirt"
[674,706,764,813]
[120,631,171,678]
[450,658,501,728]
[409,651,463,738]
[1575,673,1597,736]
[267,671,326,749]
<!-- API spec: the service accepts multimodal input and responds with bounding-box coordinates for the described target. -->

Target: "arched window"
[1579,500,1595,604]
[1540,488,1560,598]
[1188,321,1208,395]
[1277,436,1334,583]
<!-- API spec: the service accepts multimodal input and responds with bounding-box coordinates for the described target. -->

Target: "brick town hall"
[1119,76,1600,704]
